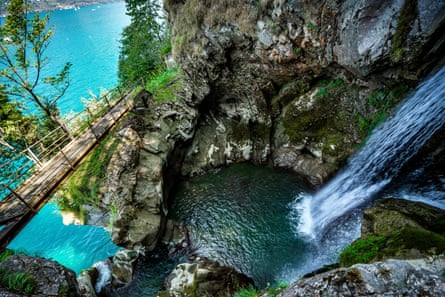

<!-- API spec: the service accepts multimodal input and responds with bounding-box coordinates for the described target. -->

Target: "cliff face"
[104,0,445,250]
[164,0,445,185]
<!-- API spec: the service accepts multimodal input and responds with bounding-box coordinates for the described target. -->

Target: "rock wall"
[103,0,445,252]
[0,255,80,297]
[275,259,445,297]
[164,0,445,184]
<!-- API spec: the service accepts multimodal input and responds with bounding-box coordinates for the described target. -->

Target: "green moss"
[389,228,445,253]
[251,122,270,142]
[172,0,257,55]
[340,227,445,267]
[230,121,251,142]
[357,84,409,139]
[339,236,387,267]
[390,0,418,62]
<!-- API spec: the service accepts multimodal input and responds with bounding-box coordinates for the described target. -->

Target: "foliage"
[146,67,183,102]
[356,84,409,137]
[234,285,259,297]
[390,0,417,62]
[0,250,14,263]
[118,0,169,85]
[55,132,119,212]
[0,267,36,295]
[0,88,39,150]
[339,235,387,267]
[0,0,72,135]
[233,280,289,297]
[266,280,289,297]
[306,22,316,31]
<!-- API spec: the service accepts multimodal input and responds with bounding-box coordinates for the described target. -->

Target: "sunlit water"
[31,2,130,114]
[4,2,128,275]
[7,202,121,274]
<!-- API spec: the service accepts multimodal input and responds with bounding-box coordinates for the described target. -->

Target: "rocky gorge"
[2,0,445,296]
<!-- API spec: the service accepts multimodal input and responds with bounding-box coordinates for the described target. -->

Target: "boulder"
[0,255,80,297]
[111,249,138,286]
[362,198,445,237]
[276,259,445,297]
[161,258,254,297]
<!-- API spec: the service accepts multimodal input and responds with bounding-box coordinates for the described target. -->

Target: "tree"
[0,86,42,167]
[0,0,72,137]
[118,0,169,85]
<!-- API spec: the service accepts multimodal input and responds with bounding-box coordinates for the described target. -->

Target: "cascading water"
[299,66,445,238]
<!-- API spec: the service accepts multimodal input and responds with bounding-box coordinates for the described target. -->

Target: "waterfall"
[299,66,445,237]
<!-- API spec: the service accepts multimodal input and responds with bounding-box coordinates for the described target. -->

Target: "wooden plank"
[0,90,137,248]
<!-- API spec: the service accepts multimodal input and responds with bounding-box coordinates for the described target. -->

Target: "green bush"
[0,268,36,295]
[339,236,387,267]
[146,67,184,102]
[234,285,259,297]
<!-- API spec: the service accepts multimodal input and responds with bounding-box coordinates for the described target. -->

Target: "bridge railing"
[0,82,140,203]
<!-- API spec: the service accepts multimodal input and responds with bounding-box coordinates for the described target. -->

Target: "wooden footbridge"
[0,89,143,248]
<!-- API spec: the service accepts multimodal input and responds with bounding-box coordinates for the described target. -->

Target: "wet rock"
[362,198,445,237]
[162,258,254,297]
[111,249,138,286]
[77,268,98,297]
[276,259,445,297]
[0,255,80,297]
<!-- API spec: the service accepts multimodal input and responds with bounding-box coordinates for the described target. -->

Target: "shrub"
[0,268,36,295]
[146,67,184,102]
[339,236,387,267]
[0,250,14,263]
[234,285,259,297]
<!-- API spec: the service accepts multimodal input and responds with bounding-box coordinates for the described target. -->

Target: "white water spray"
[299,66,445,237]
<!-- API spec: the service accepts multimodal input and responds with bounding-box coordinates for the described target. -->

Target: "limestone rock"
[0,255,80,297]
[276,259,445,297]
[162,258,254,297]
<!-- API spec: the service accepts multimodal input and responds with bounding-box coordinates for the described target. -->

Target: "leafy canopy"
[0,0,72,133]
[118,0,170,85]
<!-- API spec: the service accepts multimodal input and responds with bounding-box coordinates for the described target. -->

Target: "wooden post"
[7,186,37,213]
[60,150,74,169]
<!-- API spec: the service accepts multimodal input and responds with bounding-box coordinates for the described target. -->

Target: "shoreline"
[0,0,124,17]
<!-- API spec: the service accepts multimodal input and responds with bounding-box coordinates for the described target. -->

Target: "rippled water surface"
[170,163,312,286]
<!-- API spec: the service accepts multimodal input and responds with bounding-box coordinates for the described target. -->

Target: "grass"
[234,285,259,297]
[0,250,14,263]
[55,131,119,212]
[0,268,36,295]
[339,235,387,267]
[146,67,184,102]
[233,280,289,297]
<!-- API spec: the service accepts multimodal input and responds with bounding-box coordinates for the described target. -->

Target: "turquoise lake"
[5,2,129,275]
[16,1,131,114]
